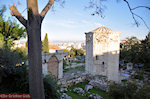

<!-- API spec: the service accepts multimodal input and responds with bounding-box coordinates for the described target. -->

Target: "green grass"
[63,81,109,99]
[65,62,72,66]
[63,68,70,72]
[74,61,81,63]
[66,82,88,99]
[89,88,109,99]
[74,66,85,71]
[68,81,88,90]
[63,66,85,72]
[66,91,87,99]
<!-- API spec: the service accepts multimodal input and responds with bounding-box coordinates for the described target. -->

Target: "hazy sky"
[0,0,150,41]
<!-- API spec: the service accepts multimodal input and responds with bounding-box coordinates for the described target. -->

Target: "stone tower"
[85,26,121,81]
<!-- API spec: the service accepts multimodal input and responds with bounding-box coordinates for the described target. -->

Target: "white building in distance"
[85,26,121,82]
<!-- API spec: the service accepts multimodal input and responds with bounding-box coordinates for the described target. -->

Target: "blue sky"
[0,0,150,41]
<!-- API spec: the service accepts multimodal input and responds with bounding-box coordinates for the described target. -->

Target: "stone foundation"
[58,71,109,91]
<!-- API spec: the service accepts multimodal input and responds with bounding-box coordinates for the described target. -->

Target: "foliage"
[15,47,28,59]
[108,82,137,99]
[68,48,84,57]
[0,33,4,48]
[62,49,69,52]
[42,33,49,53]
[74,61,81,63]
[0,5,26,48]
[76,49,84,56]
[0,47,27,73]
[43,74,60,99]
[135,85,150,99]
[108,82,150,99]
[69,48,76,57]
[0,63,60,99]
[120,33,150,69]
[0,65,29,93]
[140,32,150,69]
[132,70,145,80]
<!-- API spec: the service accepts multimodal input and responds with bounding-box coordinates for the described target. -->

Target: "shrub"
[108,82,137,99]
[0,48,26,73]
[133,70,144,80]
[1,67,60,99]
[43,74,60,99]
[0,48,60,98]
[0,65,29,93]
[136,85,150,99]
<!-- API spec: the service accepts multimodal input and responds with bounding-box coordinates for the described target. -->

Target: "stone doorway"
[48,55,59,77]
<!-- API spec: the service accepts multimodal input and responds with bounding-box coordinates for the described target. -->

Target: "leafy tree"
[0,6,26,48]
[120,33,150,70]
[77,49,84,56]
[140,32,150,69]
[42,33,49,53]
[69,48,76,57]
[120,36,140,62]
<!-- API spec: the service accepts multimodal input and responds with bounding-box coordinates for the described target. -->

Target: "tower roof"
[91,25,116,33]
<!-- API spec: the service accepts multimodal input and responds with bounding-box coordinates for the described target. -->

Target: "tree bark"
[27,18,44,99]
[27,0,45,99]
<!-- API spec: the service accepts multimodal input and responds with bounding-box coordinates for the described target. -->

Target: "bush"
[0,48,60,98]
[108,82,137,99]
[43,74,60,99]
[108,82,150,99]
[132,70,144,80]
[0,48,27,73]
[136,85,150,99]
[0,65,29,93]
[1,67,60,99]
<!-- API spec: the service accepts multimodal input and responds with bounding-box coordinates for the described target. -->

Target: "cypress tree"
[42,33,49,53]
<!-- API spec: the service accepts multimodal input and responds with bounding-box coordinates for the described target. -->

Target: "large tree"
[9,0,54,99]
[42,33,49,53]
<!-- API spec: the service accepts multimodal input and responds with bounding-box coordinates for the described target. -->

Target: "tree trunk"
[27,1,45,99]
[9,0,54,98]
[27,18,45,99]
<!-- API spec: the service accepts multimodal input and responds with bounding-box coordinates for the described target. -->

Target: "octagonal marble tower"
[85,26,121,82]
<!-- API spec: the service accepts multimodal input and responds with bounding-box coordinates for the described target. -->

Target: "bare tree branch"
[9,3,27,28]
[40,0,54,21]
[123,0,150,30]
[134,13,149,29]
[132,6,150,10]
[86,0,106,18]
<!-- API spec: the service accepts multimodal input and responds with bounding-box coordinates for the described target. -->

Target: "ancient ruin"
[42,50,67,79]
[85,26,121,82]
